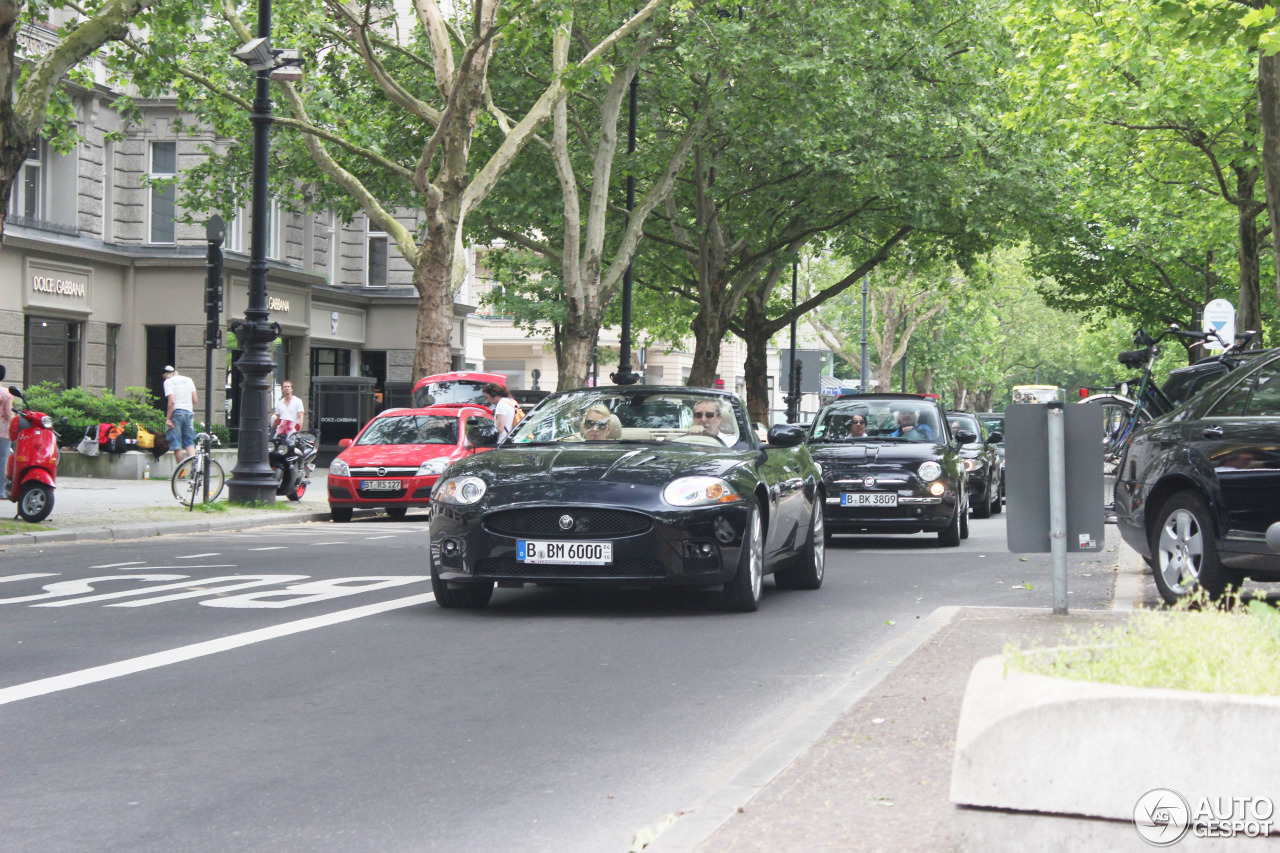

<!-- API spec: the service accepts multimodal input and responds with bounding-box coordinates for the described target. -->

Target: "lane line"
[90,561,146,569]
[177,553,221,559]
[364,535,396,540]
[247,547,288,551]
[0,592,437,706]
[311,542,345,546]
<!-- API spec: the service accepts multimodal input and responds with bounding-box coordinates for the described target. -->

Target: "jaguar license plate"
[842,492,898,507]
[518,540,614,565]
[362,479,402,491]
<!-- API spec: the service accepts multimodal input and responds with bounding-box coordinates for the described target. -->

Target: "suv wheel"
[1150,491,1229,604]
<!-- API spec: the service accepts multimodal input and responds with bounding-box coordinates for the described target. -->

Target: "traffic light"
[204,277,223,318]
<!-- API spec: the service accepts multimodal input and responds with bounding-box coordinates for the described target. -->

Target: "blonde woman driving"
[582,404,622,441]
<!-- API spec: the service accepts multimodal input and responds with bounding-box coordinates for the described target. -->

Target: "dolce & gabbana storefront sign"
[25,260,92,312]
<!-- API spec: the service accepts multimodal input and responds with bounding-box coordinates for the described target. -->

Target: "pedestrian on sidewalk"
[271,380,305,437]
[163,365,198,463]
[482,382,519,441]
[0,365,12,493]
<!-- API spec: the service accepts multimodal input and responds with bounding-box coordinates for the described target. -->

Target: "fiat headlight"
[417,458,450,476]
[917,461,942,482]
[436,475,487,505]
[663,477,742,507]
[330,458,350,477]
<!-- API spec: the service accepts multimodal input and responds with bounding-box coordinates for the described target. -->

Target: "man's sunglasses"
[585,419,611,430]
[692,411,719,419]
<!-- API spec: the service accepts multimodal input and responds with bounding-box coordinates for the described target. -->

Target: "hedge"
[15,384,231,448]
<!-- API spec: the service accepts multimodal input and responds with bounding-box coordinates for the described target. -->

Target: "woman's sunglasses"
[584,419,610,431]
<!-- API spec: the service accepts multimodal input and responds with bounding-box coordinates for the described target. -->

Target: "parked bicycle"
[171,431,225,509]
[1080,325,1250,475]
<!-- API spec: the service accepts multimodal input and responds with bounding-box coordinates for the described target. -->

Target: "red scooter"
[5,385,63,523]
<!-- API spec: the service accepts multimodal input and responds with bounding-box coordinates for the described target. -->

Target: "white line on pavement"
[364,535,396,540]
[310,542,345,546]
[90,561,146,569]
[0,592,437,706]
[177,553,221,559]
[247,547,288,551]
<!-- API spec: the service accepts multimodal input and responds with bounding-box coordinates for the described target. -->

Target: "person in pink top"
[0,365,12,493]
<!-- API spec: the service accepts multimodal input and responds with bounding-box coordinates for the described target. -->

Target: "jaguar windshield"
[507,389,746,447]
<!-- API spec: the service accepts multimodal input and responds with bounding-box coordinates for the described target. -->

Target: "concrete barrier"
[951,655,1280,848]
[57,449,239,480]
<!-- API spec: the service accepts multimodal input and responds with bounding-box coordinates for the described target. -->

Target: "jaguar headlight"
[417,457,450,476]
[917,461,942,482]
[663,476,742,507]
[329,458,350,477]
[436,475,487,505]
[962,458,982,473]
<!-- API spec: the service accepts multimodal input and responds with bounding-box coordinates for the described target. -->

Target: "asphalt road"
[0,512,1115,853]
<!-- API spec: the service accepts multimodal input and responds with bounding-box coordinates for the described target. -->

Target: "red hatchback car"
[326,404,495,522]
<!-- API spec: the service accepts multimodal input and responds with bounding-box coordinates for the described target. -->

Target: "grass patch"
[0,518,55,535]
[227,499,297,511]
[1006,593,1280,696]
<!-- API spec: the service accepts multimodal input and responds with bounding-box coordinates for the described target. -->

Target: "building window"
[327,211,339,284]
[310,347,352,378]
[367,220,388,288]
[145,326,176,407]
[9,142,43,220]
[25,316,81,390]
[225,212,245,253]
[268,199,282,260]
[106,324,120,393]
[149,141,177,244]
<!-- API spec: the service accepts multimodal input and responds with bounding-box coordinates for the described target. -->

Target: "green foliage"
[19,384,166,444]
[1006,594,1280,696]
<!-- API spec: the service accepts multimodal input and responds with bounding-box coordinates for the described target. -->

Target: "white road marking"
[177,553,221,559]
[364,535,396,540]
[247,547,288,551]
[0,592,437,706]
[0,573,60,585]
[89,561,146,569]
[311,542,345,546]
[33,575,310,608]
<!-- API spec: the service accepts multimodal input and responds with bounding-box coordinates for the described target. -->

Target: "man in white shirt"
[483,382,518,441]
[271,380,306,437]
[163,365,199,462]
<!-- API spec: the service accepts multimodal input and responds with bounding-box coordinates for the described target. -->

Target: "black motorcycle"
[269,428,319,501]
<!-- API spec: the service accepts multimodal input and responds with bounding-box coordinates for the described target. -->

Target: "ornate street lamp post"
[227,0,301,503]
[784,262,801,423]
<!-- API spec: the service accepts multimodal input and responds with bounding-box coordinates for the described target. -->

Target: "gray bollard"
[1268,522,1280,554]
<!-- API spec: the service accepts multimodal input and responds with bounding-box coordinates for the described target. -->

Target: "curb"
[0,508,383,549]
[643,605,962,853]
[1111,537,1147,612]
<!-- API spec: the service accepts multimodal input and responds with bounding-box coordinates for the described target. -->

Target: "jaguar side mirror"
[987,431,1003,444]
[767,424,806,447]
[954,430,977,445]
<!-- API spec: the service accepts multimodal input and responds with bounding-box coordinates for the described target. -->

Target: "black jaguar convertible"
[427,387,825,612]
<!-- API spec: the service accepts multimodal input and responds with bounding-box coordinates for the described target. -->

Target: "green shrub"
[1006,594,1280,696]
[19,384,166,445]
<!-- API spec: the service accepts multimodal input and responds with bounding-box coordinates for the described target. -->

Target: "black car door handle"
[1202,426,1225,439]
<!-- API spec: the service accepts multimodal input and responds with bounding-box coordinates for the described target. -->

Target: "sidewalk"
[647,539,1155,853]
[0,471,376,549]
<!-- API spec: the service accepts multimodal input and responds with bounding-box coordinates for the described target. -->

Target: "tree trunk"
[741,301,772,426]
[1235,165,1263,338]
[1259,50,1280,342]
[411,248,456,379]
[559,316,597,390]
[686,305,727,387]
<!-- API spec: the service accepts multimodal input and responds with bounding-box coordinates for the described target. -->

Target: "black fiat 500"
[1115,348,1280,603]
[806,394,970,546]
[428,387,825,612]
[947,411,1003,518]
